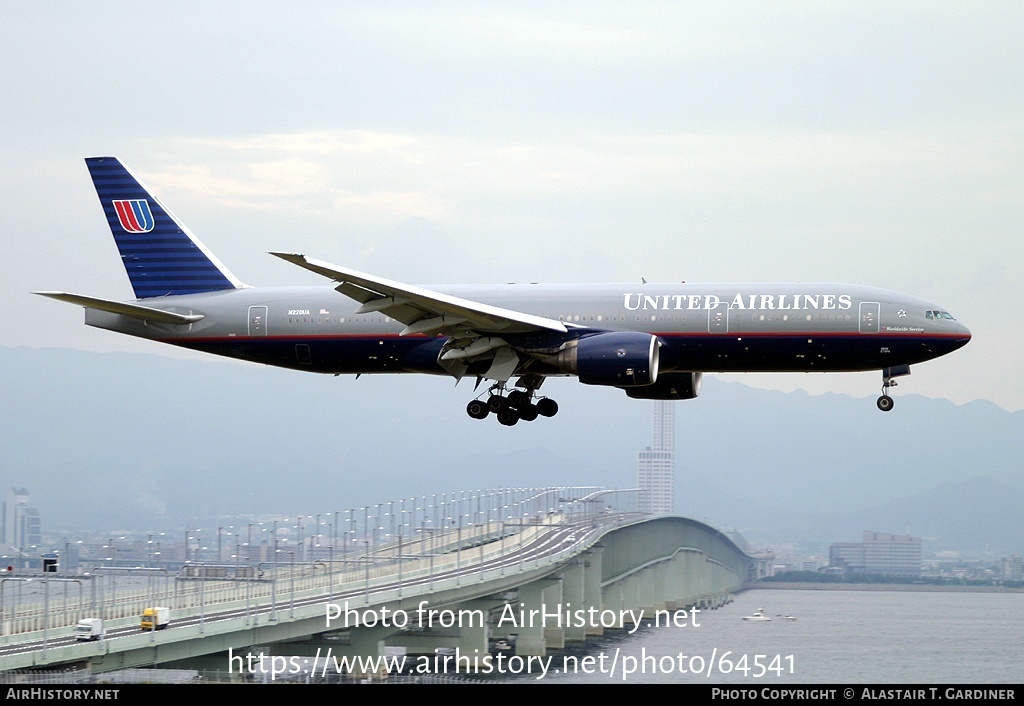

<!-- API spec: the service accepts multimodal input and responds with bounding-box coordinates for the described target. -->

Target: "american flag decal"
[112,199,155,233]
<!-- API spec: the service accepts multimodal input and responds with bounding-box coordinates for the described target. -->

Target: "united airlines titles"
[623,293,853,312]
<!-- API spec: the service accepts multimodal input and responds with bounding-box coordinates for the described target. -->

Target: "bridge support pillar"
[340,623,395,660]
[664,551,681,609]
[583,546,603,636]
[513,577,560,657]
[454,599,490,655]
[542,577,565,650]
[637,564,658,618]
[602,569,640,627]
[561,559,586,643]
[652,561,673,615]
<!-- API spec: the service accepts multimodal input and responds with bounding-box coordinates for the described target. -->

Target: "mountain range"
[0,345,1019,554]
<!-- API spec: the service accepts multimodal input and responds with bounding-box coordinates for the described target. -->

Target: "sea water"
[499,588,1024,684]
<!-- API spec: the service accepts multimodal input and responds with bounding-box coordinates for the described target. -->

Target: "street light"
[276,549,296,618]
[363,540,370,602]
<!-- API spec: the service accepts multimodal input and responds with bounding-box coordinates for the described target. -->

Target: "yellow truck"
[141,606,170,631]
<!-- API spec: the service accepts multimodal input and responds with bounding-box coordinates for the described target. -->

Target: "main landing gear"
[467,382,558,426]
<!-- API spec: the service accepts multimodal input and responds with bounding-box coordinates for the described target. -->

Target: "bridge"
[0,487,758,676]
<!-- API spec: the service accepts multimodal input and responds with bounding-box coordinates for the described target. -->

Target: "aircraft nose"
[926,318,971,358]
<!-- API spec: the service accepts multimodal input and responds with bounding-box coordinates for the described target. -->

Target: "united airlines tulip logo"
[112,199,155,233]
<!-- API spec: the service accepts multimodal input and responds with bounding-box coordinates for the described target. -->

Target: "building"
[829,530,922,576]
[1002,555,1023,582]
[2,487,43,558]
[638,400,674,514]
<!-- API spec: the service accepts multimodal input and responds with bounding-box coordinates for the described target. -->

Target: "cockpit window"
[925,310,956,320]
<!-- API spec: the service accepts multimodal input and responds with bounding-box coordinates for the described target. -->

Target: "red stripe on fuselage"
[155,330,970,344]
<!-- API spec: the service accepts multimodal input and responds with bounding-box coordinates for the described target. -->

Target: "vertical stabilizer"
[85,156,245,299]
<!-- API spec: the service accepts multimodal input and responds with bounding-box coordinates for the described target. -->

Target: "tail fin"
[85,156,245,299]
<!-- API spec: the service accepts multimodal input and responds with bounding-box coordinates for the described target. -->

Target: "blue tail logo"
[86,157,244,299]
[112,199,155,233]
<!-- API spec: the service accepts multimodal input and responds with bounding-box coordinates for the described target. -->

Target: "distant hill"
[686,474,1024,554]
[0,345,1020,553]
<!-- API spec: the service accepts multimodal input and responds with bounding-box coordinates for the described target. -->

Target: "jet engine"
[550,331,661,387]
[623,372,702,400]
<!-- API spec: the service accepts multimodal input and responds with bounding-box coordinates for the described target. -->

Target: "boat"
[742,609,771,621]
[490,638,514,655]
[779,614,797,621]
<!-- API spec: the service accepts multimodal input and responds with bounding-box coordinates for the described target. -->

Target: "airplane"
[36,157,972,426]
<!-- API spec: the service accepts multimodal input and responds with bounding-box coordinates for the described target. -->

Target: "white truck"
[75,618,105,641]
[140,606,170,631]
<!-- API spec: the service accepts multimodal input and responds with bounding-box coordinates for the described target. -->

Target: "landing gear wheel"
[487,394,507,412]
[497,407,520,426]
[518,403,539,422]
[507,390,529,409]
[536,398,558,418]
[877,395,894,412]
[467,399,489,419]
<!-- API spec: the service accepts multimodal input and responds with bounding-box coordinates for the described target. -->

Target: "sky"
[2,2,1022,411]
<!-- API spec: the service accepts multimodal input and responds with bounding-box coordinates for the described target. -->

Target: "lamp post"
[315,514,322,558]
[455,517,462,586]
[276,549,296,618]
[247,523,255,565]
[363,540,370,602]
[106,538,119,620]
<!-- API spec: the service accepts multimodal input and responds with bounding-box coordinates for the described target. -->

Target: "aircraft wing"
[270,252,568,338]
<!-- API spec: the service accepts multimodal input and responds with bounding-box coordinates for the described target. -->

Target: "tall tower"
[3,488,40,552]
[638,401,675,514]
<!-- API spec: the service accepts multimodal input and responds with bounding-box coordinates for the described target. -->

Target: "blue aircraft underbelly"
[172,331,966,376]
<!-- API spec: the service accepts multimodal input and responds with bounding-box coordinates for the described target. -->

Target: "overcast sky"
[2,2,1021,410]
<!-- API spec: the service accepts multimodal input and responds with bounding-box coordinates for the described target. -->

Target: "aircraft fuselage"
[83,281,970,377]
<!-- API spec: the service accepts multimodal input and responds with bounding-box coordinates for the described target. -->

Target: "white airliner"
[37,157,972,425]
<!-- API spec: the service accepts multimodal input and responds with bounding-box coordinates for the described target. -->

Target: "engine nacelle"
[624,372,702,400]
[554,332,661,387]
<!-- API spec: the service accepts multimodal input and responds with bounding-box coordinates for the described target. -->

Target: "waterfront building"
[829,531,922,576]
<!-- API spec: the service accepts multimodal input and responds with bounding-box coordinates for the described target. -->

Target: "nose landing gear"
[876,365,911,412]
[877,391,895,412]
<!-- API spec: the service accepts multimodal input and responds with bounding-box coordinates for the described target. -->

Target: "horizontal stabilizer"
[34,292,204,325]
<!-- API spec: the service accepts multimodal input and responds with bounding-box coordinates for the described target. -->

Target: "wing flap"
[402,315,469,337]
[355,296,412,314]
[336,281,382,305]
